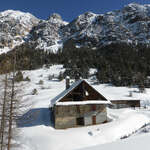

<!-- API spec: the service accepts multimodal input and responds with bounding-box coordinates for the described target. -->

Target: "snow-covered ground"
[3,65,150,150]
[78,132,150,150]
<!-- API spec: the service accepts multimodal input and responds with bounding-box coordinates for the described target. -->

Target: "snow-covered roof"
[51,80,83,106]
[110,99,140,101]
[56,100,111,106]
[51,79,110,106]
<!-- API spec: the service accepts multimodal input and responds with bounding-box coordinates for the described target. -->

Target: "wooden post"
[66,76,70,90]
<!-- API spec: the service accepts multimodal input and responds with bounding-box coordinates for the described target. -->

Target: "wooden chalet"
[51,78,111,129]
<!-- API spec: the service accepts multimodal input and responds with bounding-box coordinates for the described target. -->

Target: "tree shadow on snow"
[17,108,54,128]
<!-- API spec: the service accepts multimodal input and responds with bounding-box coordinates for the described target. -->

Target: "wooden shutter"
[92,115,96,125]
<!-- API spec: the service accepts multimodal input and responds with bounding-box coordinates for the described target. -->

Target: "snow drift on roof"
[56,100,111,106]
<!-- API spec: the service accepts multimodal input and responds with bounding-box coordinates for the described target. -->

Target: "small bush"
[38,80,44,85]
[15,71,24,82]
[32,89,38,95]
[24,76,31,82]
[138,84,146,93]
[48,74,54,80]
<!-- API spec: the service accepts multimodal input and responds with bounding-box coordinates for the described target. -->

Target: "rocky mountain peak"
[77,11,97,21]
[47,13,68,27]
[2,3,150,54]
[48,13,62,22]
[0,10,39,27]
[123,3,146,12]
[29,13,68,52]
[0,10,39,54]
[72,11,97,28]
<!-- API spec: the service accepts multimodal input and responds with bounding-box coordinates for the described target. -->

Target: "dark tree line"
[96,43,150,86]
[1,41,150,87]
[0,43,61,71]
[59,41,150,87]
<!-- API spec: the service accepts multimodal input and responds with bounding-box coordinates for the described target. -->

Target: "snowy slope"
[0,10,38,27]
[4,65,149,150]
[18,109,150,150]
[78,133,150,150]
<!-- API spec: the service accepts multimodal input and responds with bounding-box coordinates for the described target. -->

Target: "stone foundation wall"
[55,116,76,129]
[54,104,107,129]
[96,112,107,124]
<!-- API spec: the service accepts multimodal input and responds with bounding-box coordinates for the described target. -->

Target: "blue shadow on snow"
[17,108,54,128]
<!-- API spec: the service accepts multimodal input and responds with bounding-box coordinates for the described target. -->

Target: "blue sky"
[0,0,150,21]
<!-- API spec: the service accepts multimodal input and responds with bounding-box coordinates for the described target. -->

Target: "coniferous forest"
[1,41,150,87]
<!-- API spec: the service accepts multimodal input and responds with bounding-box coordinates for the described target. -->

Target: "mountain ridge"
[1,3,150,54]
[0,9,39,54]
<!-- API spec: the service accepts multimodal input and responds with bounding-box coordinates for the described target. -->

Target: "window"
[76,117,84,126]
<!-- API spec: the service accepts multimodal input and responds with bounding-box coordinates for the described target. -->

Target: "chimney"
[66,76,70,89]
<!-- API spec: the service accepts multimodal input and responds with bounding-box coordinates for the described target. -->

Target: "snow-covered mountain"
[30,3,150,51]
[62,3,150,48]
[2,3,150,54]
[30,13,68,52]
[0,10,39,54]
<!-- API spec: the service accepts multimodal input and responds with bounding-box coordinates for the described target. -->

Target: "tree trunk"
[0,74,8,150]
[7,51,16,150]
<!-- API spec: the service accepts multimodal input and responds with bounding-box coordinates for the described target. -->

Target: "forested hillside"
[1,41,150,88]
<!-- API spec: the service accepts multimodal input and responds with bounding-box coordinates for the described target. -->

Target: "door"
[92,115,96,125]
[76,117,84,126]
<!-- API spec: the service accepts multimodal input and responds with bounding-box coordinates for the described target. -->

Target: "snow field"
[6,65,150,150]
